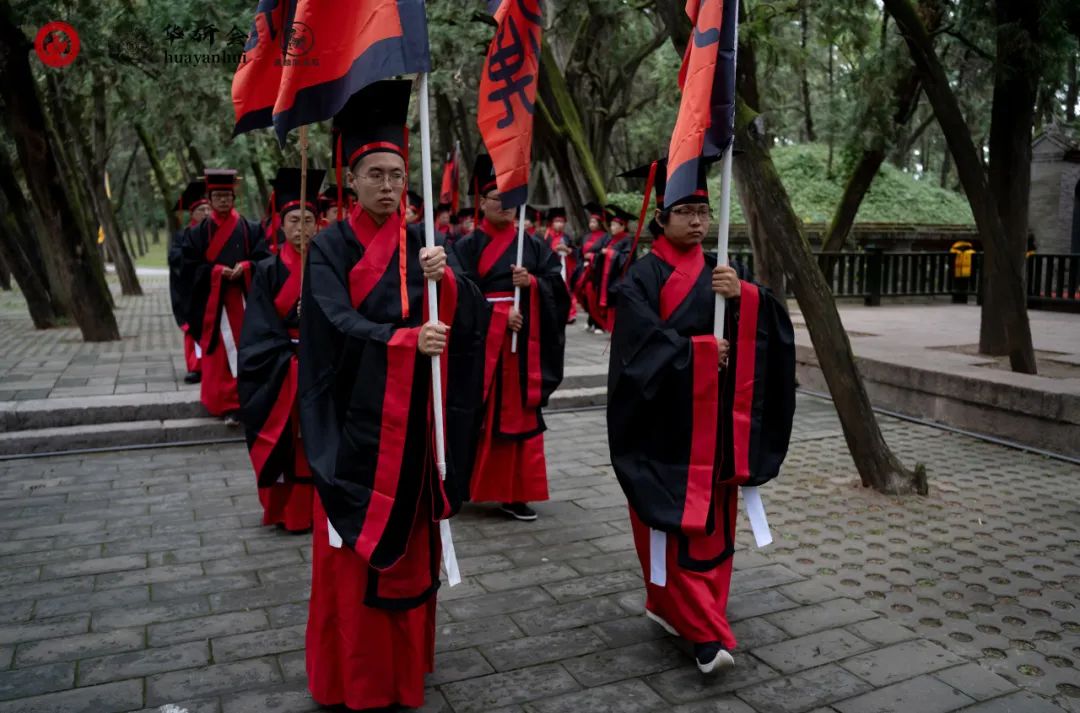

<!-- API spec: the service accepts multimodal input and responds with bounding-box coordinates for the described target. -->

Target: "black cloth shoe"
[693,641,734,674]
[183,371,202,384]
[223,412,241,426]
[499,502,538,521]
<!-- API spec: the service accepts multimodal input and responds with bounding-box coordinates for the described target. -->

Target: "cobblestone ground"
[1,396,1076,712]
[0,279,608,401]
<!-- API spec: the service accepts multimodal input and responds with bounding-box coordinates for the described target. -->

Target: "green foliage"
[610,144,974,226]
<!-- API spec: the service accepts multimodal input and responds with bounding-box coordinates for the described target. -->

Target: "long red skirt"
[470,433,549,503]
[259,424,314,532]
[306,497,437,710]
[182,330,201,374]
[628,486,739,648]
[200,289,243,416]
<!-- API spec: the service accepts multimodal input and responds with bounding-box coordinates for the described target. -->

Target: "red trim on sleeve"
[524,276,542,408]
[731,281,760,484]
[248,356,298,478]
[682,334,720,535]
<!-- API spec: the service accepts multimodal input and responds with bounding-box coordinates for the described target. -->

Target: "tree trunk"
[734,99,926,495]
[981,0,1040,356]
[939,144,951,188]
[249,147,270,209]
[822,151,885,252]
[0,207,59,327]
[135,122,181,235]
[1066,53,1078,123]
[0,1,119,341]
[0,253,10,290]
[799,0,816,142]
[62,74,141,296]
[179,123,206,174]
[884,0,1036,373]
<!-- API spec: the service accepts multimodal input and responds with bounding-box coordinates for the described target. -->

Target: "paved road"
[0,395,1076,712]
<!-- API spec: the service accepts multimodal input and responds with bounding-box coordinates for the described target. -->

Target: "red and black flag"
[439,146,460,215]
[477,0,543,208]
[232,0,431,144]
[665,0,738,206]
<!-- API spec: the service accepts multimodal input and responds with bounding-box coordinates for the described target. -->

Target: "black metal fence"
[726,250,1079,311]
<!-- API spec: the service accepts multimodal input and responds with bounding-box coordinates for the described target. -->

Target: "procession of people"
[151,1,797,709]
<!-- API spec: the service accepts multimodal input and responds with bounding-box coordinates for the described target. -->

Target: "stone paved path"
[0,278,611,402]
[1,395,1076,712]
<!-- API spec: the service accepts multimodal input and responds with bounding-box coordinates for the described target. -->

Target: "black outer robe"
[237,250,302,486]
[167,228,188,329]
[607,250,796,549]
[177,213,268,349]
[451,225,570,438]
[298,215,490,584]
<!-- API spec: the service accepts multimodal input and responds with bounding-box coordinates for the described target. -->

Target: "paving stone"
[511,596,628,636]
[211,625,305,662]
[480,628,606,672]
[475,563,579,593]
[0,576,95,604]
[220,682,321,713]
[277,650,306,682]
[669,698,759,713]
[442,586,555,621]
[844,619,917,646]
[33,584,149,618]
[732,564,804,592]
[146,657,283,706]
[150,610,269,647]
[525,678,665,713]
[209,584,309,613]
[79,640,210,685]
[563,639,685,687]
[436,615,524,652]
[766,598,878,637]
[588,613,669,647]
[151,572,260,601]
[733,616,790,650]
[148,541,247,566]
[955,691,1070,712]
[0,679,143,713]
[838,639,967,687]
[737,663,874,713]
[441,663,581,713]
[832,674,975,713]
[424,648,493,687]
[728,588,801,622]
[92,597,211,631]
[754,628,875,674]
[0,661,74,702]
[13,628,143,667]
[542,570,642,603]
[0,614,88,645]
[645,653,779,703]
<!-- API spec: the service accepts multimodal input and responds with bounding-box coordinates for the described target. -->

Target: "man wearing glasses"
[607,157,796,676]
[451,154,570,522]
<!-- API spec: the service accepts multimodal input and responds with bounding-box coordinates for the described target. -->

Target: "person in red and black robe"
[544,207,578,324]
[453,207,477,245]
[572,201,612,333]
[451,154,570,522]
[299,81,490,712]
[238,167,325,533]
[586,204,637,333]
[178,169,269,421]
[168,180,210,385]
[607,158,795,675]
[405,188,423,225]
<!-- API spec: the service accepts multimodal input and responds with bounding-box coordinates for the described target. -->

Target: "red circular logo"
[35,21,80,68]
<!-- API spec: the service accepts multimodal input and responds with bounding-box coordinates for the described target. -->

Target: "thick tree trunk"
[0,253,10,290]
[1066,54,1078,123]
[0,1,119,341]
[981,0,1040,355]
[884,0,1036,373]
[0,208,59,327]
[734,99,926,495]
[135,123,181,234]
[179,123,206,175]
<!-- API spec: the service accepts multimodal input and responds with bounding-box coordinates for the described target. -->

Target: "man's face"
[611,220,625,236]
[283,208,317,249]
[406,204,420,223]
[658,203,711,246]
[191,204,212,223]
[209,190,234,214]
[462,217,475,233]
[588,216,600,232]
[349,152,406,222]
[551,218,566,233]
[437,210,450,227]
[481,192,515,228]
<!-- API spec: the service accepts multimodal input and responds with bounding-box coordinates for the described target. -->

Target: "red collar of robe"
[347,206,409,317]
[477,218,517,278]
[273,241,302,320]
[206,208,240,263]
[650,236,706,321]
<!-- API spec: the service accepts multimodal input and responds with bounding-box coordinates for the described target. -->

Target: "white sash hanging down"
[218,293,245,378]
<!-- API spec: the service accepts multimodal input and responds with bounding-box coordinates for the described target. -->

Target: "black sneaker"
[183,371,202,384]
[693,641,734,674]
[499,502,538,521]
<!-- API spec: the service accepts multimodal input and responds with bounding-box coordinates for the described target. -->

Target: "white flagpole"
[419,73,460,586]
[712,12,771,550]
[511,203,526,353]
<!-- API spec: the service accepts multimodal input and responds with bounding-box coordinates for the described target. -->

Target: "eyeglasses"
[670,205,712,220]
[359,170,406,187]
